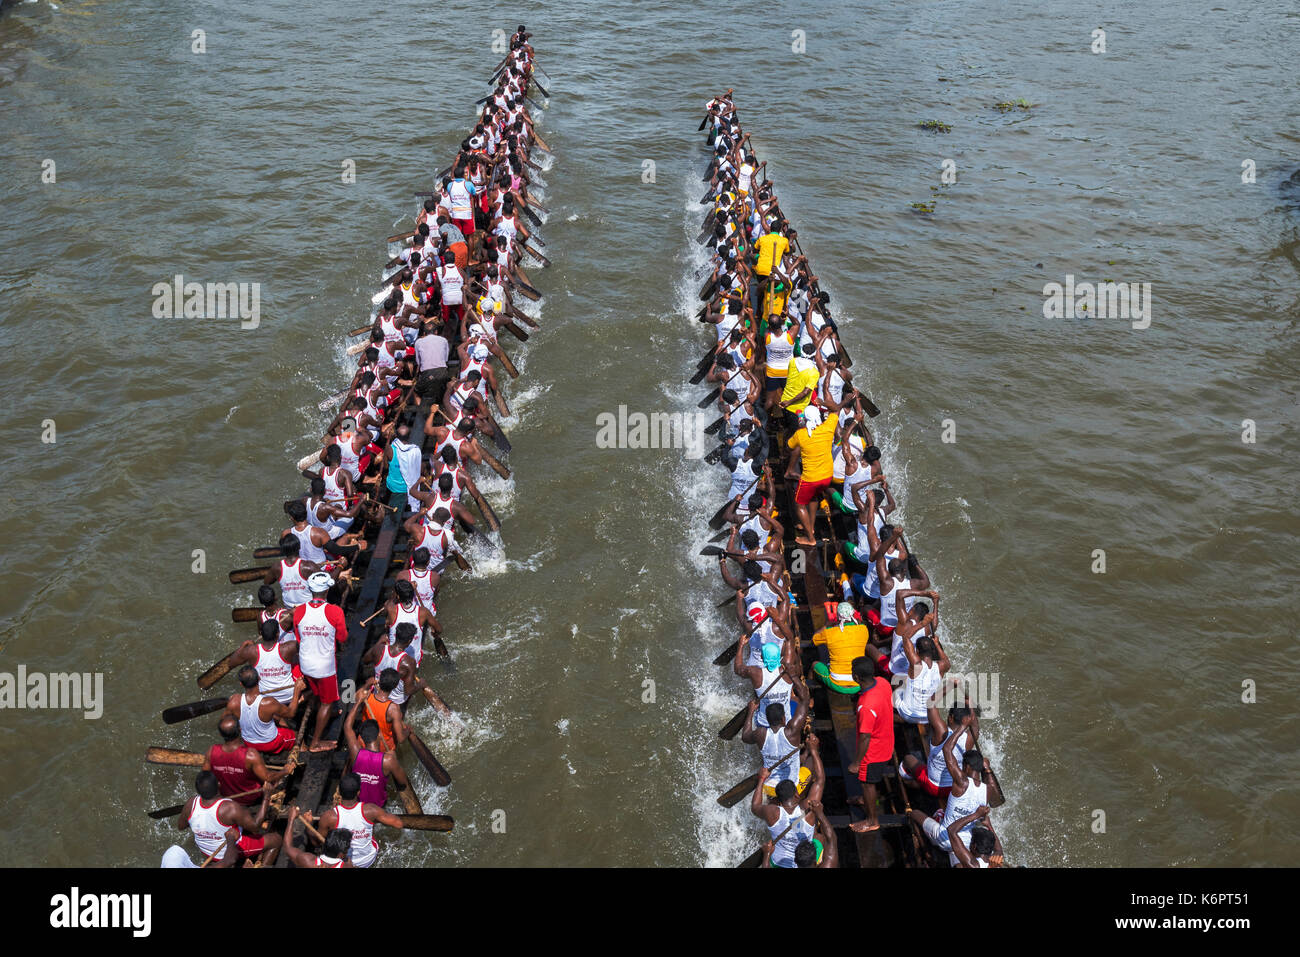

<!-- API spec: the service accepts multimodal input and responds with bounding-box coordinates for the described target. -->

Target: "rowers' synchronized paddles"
[695,92,1007,869]
[148,26,551,869]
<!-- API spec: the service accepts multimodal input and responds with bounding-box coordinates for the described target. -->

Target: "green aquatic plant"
[918,120,952,133]
[910,202,935,214]
[994,98,1034,112]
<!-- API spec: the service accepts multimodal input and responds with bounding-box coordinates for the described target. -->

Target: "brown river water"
[0,0,1296,866]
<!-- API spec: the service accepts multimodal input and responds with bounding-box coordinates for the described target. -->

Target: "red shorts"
[452,217,474,238]
[247,725,296,753]
[237,833,266,858]
[442,302,464,324]
[912,764,952,800]
[794,475,832,505]
[865,607,894,638]
[291,664,302,681]
[305,672,340,704]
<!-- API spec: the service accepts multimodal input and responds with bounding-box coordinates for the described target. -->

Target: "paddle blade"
[707,495,732,530]
[409,732,452,787]
[197,651,240,690]
[421,686,454,718]
[698,545,724,557]
[147,802,187,820]
[398,814,455,832]
[252,547,285,560]
[228,567,270,584]
[231,607,261,622]
[162,697,227,725]
[146,747,205,767]
[712,639,740,667]
[736,845,765,868]
[717,771,759,808]
[697,387,721,410]
[704,416,724,437]
[719,704,748,740]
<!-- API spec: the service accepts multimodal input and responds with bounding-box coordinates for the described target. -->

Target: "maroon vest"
[208,744,261,804]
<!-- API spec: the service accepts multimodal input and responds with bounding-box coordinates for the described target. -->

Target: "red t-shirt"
[856,677,895,764]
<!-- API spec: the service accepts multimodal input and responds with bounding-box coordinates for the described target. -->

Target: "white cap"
[161,845,198,868]
[308,572,333,593]
[802,405,822,428]
[469,344,489,361]
[468,323,486,338]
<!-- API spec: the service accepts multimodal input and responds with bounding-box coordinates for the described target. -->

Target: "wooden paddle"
[495,345,521,379]
[407,730,452,787]
[347,323,374,337]
[396,814,456,832]
[704,416,725,437]
[232,606,261,622]
[709,476,760,529]
[712,639,740,667]
[521,205,544,228]
[164,683,294,725]
[199,843,225,868]
[503,320,529,342]
[524,192,548,214]
[717,745,800,808]
[387,230,416,244]
[148,785,264,820]
[145,746,205,768]
[719,669,788,741]
[197,646,245,689]
[318,387,351,409]
[229,566,270,584]
[421,685,455,718]
[469,486,502,533]
[509,305,540,329]
[697,386,721,409]
[161,697,228,725]
[509,278,542,302]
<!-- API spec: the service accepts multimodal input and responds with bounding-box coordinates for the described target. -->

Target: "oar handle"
[765,745,801,775]
[360,608,386,626]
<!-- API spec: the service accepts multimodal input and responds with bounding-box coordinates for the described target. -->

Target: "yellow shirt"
[812,622,871,681]
[787,412,838,481]
[754,233,789,277]
[779,358,819,411]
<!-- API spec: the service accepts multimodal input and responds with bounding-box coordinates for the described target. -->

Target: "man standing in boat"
[293,572,349,753]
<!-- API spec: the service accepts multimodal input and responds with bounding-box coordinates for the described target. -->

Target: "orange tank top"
[363,693,395,750]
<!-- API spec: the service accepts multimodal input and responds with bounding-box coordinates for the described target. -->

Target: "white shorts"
[923,815,970,866]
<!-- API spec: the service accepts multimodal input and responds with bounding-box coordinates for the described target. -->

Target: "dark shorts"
[764,374,786,392]
[416,368,450,399]
[860,760,894,785]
